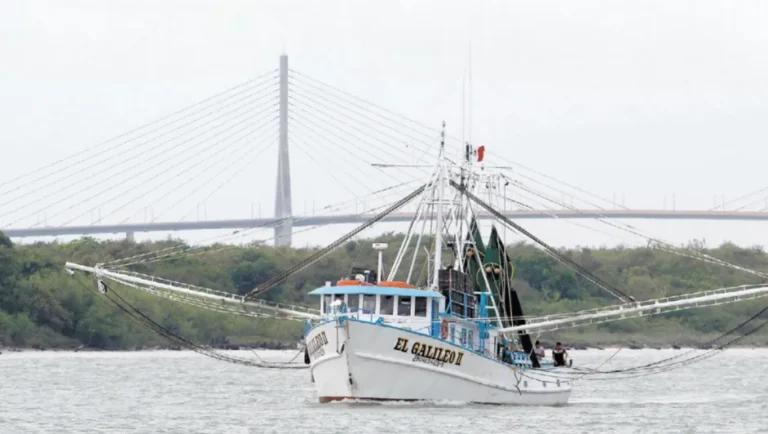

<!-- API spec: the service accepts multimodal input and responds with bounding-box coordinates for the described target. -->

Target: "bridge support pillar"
[126,231,135,242]
[274,54,293,247]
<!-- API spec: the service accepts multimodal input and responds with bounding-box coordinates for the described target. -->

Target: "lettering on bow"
[307,331,329,359]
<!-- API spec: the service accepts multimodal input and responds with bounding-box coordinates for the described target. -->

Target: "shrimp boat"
[301,137,574,405]
[64,124,768,406]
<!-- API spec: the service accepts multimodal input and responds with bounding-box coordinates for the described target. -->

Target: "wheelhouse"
[309,284,443,321]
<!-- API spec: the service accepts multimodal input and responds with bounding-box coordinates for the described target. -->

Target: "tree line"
[1,230,766,350]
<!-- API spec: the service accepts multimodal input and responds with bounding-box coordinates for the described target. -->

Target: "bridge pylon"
[274,54,293,247]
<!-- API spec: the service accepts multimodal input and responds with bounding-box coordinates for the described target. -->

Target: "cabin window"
[397,296,412,316]
[414,297,428,317]
[362,295,376,313]
[460,328,467,345]
[347,294,360,310]
[380,295,394,315]
[449,324,455,343]
[468,330,474,350]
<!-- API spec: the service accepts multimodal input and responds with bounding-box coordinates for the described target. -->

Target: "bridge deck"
[2,209,766,238]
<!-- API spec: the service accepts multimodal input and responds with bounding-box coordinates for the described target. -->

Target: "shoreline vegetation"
[1,231,767,351]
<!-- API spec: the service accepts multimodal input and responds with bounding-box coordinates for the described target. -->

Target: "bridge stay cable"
[167,130,282,223]
[0,70,278,196]
[286,96,417,191]
[289,85,435,152]
[288,84,459,163]
[287,94,446,182]
[7,111,277,231]
[114,125,281,225]
[32,95,279,227]
[288,69,439,139]
[287,102,425,170]
[288,135,365,197]
[0,73,279,204]
[78,115,280,227]
[3,86,280,227]
[287,118,431,196]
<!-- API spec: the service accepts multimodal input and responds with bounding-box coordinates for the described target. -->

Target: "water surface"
[1,348,765,433]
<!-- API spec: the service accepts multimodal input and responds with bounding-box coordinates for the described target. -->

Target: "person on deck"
[534,340,546,359]
[552,342,568,367]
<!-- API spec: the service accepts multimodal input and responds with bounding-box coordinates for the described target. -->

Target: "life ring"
[440,320,449,339]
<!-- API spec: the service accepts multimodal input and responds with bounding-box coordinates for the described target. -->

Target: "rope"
[521,305,768,383]
[72,275,307,369]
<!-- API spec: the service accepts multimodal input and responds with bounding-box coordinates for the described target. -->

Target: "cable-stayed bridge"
[3,54,768,246]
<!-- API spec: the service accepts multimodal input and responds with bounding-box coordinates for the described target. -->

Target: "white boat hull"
[307,319,573,405]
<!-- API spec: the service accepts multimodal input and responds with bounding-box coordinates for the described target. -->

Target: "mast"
[432,122,447,289]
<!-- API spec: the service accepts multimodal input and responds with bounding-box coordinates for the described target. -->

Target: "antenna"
[462,65,466,149]
[468,41,473,145]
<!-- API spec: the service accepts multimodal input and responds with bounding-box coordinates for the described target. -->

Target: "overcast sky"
[1,0,767,248]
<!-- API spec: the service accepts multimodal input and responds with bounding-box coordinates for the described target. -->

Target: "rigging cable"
[451,179,636,303]
[518,305,768,384]
[583,306,768,379]
[245,183,427,299]
[71,274,307,369]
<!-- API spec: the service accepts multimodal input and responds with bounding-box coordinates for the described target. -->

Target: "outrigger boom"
[65,262,321,321]
[499,284,768,334]
[66,261,768,337]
